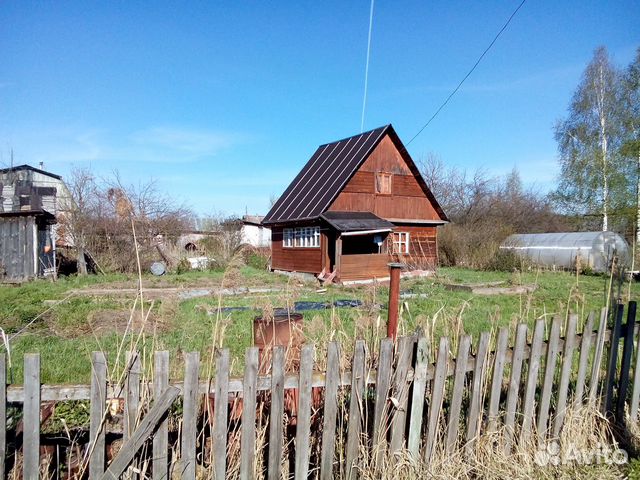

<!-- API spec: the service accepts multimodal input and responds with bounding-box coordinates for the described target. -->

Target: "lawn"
[1,265,637,384]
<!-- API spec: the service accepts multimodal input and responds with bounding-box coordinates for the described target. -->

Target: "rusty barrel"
[253,312,304,372]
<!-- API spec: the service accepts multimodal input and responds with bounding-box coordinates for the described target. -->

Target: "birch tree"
[554,46,624,231]
[621,48,640,243]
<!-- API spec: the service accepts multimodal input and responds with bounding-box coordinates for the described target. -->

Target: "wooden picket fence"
[2,302,640,479]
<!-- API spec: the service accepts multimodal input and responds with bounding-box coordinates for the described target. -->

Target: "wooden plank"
[320,342,340,480]
[390,336,414,453]
[294,344,315,480]
[213,350,230,480]
[604,305,624,416]
[268,346,285,480]
[90,351,107,479]
[631,308,640,419]
[520,319,545,443]
[372,337,393,460]
[424,336,449,463]
[345,340,366,480]
[0,354,5,479]
[504,323,527,453]
[100,387,180,480]
[153,351,170,480]
[617,301,637,420]
[407,335,429,457]
[181,352,200,480]
[124,351,141,442]
[589,308,609,404]
[574,312,596,407]
[446,335,471,452]
[465,331,490,454]
[536,316,561,444]
[240,348,259,480]
[23,353,40,480]
[552,314,578,437]
[487,328,509,433]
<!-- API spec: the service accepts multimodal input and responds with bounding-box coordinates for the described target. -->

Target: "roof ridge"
[317,124,390,148]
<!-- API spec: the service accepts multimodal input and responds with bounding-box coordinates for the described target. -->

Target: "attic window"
[375,172,392,195]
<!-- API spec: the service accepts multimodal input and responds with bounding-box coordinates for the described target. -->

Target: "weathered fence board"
[4,303,640,479]
[153,351,170,480]
[268,346,285,480]
[553,314,578,437]
[90,351,107,479]
[319,342,340,480]
[240,348,259,480]
[0,354,6,478]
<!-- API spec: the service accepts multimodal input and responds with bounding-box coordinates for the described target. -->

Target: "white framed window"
[289,226,320,248]
[283,228,294,247]
[393,232,410,255]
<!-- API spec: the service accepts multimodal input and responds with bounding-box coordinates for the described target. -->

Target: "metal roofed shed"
[501,232,630,273]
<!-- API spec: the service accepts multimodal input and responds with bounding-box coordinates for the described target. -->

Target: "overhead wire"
[360,0,375,133]
[405,0,527,146]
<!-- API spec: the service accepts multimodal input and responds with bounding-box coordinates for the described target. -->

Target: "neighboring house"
[262,124,448,282]
[241,215,271,248]
[0,164,72,281]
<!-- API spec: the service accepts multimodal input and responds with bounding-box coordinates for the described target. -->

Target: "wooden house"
[0,165,71,281]
[262,124,448,282]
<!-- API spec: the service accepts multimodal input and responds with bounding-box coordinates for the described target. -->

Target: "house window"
[375,172,392,194]
[283,228,294,247]
[286,226,320,248]
[393,232,410,255]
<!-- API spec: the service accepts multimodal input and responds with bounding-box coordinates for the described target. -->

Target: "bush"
[245,251,270,270]
[484,249,527,272]
[175,257,191,275]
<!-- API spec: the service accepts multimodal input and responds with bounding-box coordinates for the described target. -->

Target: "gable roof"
[263,124,448,224]
[0,164,62,180]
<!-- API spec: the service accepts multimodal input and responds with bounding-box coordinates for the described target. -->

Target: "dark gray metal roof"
[262,124,448,225]
[320,211,394,232]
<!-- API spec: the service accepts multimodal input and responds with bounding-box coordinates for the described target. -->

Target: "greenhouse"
[500,231,630,273]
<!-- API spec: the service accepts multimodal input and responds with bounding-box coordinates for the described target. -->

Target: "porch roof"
[320,211,394,233]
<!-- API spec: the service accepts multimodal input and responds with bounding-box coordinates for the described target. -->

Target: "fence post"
[153,351,169,480]
[574,312,596,407]
[465,331,490,455]
[90,351,107,479]
[23,353,40,480]
[124,351,141,442]
[487,328,509,433]
[617,301,637,421]
[604,304,624,416]
[521,319,545,444]
[407,335,429,458]
[372,338,393,464]
[182,352,200,480]
[589,308,609,403]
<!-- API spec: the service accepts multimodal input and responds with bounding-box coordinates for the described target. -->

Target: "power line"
[406,0,527,146]
[360,0,375,133]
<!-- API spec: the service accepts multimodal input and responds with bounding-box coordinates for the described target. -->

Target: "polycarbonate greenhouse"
[501,231,630,273]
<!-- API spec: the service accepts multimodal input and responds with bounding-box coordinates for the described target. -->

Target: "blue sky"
[1,1,638,217]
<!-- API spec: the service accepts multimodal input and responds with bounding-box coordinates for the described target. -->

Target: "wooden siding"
[271,226,323,274]
[329,136,440,220]
[340,253,390,281]
[388,226,438,270]
[0,216,37,281]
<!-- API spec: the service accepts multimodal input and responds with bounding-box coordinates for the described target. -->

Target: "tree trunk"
[636,151,640,245]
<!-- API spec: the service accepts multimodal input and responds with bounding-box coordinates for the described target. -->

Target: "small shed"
[501,231,630,273]
[0,210,55,281]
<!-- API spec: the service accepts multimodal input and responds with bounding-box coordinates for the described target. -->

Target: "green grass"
[1,266,637,384]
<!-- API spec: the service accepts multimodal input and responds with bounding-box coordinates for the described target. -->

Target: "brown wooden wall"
[388,225,438,270]
[270,226,323,274]
[328,135,441,221]
[340,253,390,281]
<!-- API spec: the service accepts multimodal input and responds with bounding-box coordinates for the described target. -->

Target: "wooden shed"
[262,124,448,282]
